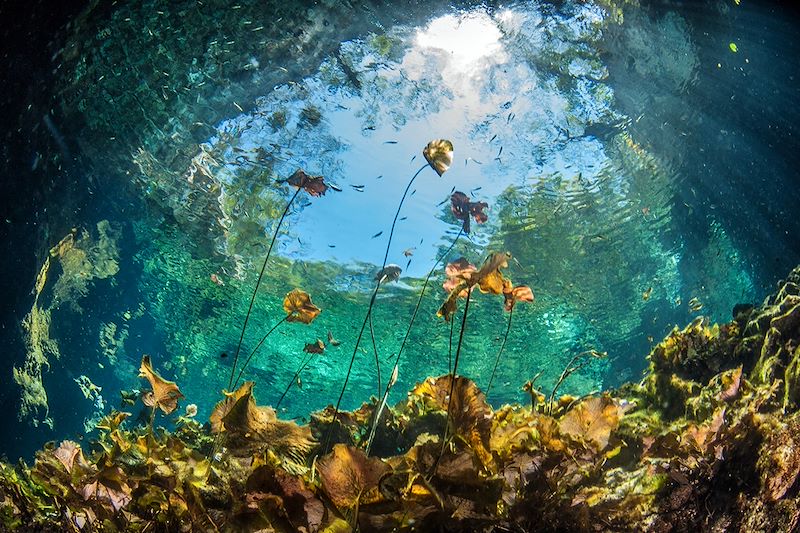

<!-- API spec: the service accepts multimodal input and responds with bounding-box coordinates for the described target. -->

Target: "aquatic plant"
[5,264,800,530]
[324,140,453,454]
[228,170,329,391]
[485,284,535,398]
[366,189,490,455]
[231,289,321,390]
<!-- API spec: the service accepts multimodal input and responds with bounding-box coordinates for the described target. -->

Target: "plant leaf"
[423,139,454,176]
[283,289,322,324]
[503,285,534,312]
[138,355,184,415]
[559,395,624,451]
[450,191,488,234]
[317,444,389,510]
[286,169,329,197]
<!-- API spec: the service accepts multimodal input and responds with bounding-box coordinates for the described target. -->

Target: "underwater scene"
[1,0,800,530]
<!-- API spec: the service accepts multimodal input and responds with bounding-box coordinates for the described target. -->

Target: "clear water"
[1,0,798,460]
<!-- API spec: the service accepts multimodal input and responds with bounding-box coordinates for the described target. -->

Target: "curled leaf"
[283,289,322,324]
[304,339,325,354]
[210,381,316,472]
[409,375,494,470]
[423,139,454,176]
[317,444,389,510]
[375,264,402,283]
[559,395,625,451]
[286,169,329,196]
[138,355,184,415]
[450,191,488,234]
[438,252,512,321]
[503,285,534,312]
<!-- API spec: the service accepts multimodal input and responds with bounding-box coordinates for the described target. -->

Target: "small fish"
[383,140,398,144]
[450,186,456,194]
[470,186,482,193]
[300,201,312,208]
[329,183,343,192]
[220,352,228,359]
[328,244,336,248]
[642,287,652,301]
[472,159,483,165]
[437,197,448,206]
[400,216,407,221]
[410,189,417,196]
[688,297,703,312]
[375,175,383,180]
[403,248,415,257]
[489,134,497,143]
[410,155,416,163]
[351,184,365,192]
[406,258,412,269]
[371,231,383,239]
[296,376,303,389]
[327,331,341,347]
[507,112,515,123]
[497,146,503,157]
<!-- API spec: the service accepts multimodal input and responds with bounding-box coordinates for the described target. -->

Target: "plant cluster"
[3,266,800,531]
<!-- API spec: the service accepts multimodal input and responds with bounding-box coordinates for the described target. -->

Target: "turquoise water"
[1,0,798,460]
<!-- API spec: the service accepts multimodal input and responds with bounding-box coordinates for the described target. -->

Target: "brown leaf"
[304,339,325,354]
[718,365,743,402]
[375,264,402,283]
[53,440,84,474]
[409,375,494,470]
[283,289,321,324]
[437,252,512,321]
[210,382,316,471]
[286,169,328,196]
[443,258,476,295]
[138,355,184,415]
[450,191,489,234]
[503,285,534,312]
[559,395,624,451]
[423,139,454,176]
[317,444,390,510]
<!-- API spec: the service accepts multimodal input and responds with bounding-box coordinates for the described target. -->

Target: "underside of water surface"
[1,0,799,531]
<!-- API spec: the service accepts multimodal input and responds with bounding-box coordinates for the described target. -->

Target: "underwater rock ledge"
[4,267,800,532]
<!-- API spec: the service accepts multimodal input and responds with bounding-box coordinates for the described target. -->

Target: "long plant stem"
[323,280,382,454]
[228,187,301,391]
[275,351,316,410]
[369,311,381,398]
[365,228,463,455]
[232,315,289,390]
[448,316,455,374]
[485,306,514,399]
[432,288,472,475]
[323,164,427,454]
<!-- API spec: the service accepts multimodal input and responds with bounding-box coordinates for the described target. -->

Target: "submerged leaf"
[438,252,512,321]
[503,285,534,312]
[409,375,494,470]
[375,264,402,283]
[450,191,489,234]
[286,169,329,196]
[138,355,184,415]
[210,381,316,471]
[283,289,322,324]
[559,395,624,451]
[304,339,326,354]
[423,139,454,176]
[317,444,389,509]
